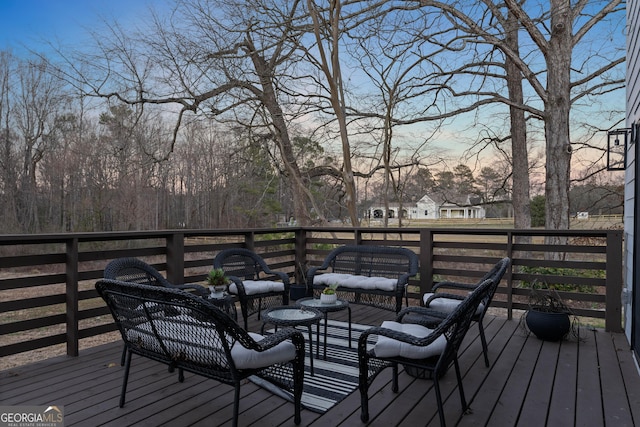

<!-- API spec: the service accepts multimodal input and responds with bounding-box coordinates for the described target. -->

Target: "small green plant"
[314,243,339,251]
[527,288,571,313]
[322,283,339,295]
[518,266,601,293]
[206,268,229,288]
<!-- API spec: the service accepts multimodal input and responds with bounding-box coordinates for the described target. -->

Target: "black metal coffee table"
[261,305,322,374]
[296,297,351,360]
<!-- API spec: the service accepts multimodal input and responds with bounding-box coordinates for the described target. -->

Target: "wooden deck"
[2,305,639,427]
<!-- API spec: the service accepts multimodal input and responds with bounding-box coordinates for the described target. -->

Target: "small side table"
[296,297,351,360]
[206,292,238,322]
[261,306,323,375]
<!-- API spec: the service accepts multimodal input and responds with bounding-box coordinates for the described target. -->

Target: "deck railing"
[0,227,623,360]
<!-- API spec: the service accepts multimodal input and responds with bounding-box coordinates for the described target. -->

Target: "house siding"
[625,0,640,346]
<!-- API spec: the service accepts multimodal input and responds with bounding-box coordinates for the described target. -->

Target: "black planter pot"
[289,284,307,301]
[525,309,571,342]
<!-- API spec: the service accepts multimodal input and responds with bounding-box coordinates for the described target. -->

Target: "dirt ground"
[1,332,121,372]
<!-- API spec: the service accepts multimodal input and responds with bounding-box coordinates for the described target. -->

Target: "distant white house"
[366,194,486,220]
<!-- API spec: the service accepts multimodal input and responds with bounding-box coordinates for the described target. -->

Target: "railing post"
[295,228,307,285]
[66,237,79,357]
[606,230,623,332]
[245,232,255,251]
[419,229,434,296]
[354,229,363,245]
[506,231,514,320]
[166,232,185,284]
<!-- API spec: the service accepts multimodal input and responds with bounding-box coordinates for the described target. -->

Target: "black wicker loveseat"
[306,245,419,313]
[95,279,305,427]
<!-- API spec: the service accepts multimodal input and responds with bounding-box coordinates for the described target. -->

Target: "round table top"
[296,297,349,313]
[262,305,322,326]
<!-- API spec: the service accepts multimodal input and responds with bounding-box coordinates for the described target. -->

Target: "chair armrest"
[432,281,476,292]
[262,270,290,286]
[255,328,305,351]
[397,306,448,328]
[174,283,209,297]
[227,276,248,298]
[424,292,466,308]
[306,266,327,287]
[396,270,418,288]
[359,325,442,348]
[398,306,449,320]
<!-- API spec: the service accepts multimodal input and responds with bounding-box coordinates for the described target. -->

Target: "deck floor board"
[1,304,638,427]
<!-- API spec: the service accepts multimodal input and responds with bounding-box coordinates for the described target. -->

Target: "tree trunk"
[544,0,572,230]
[306,0,360,226]
[248,38,318,226]
[505,10,531,230]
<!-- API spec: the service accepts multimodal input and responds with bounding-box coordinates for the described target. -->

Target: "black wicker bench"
[306,245,419,313]
[96,279,305,427]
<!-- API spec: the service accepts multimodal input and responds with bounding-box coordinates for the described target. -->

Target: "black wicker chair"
[96,279,305,427]
[104,257,210,365]
[418,257,510,367]
[358,277,494,427]
[213,248,290,329]
[104,257,209,296]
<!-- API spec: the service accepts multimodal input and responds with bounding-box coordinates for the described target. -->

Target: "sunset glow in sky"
[0,0,624,172]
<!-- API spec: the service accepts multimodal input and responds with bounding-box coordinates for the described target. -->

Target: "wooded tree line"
[0,0,625,233]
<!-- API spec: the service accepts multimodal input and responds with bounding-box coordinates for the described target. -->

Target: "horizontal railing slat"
[0,226,623,360]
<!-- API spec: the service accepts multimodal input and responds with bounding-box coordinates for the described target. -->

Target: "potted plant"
[206,268,229,298]
[290,284,307,301]
[290,262,309,301]
[522,284,577,342]
[320,283,339,304]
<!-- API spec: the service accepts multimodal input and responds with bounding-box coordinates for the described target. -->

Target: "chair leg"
[241,305,249,330]
[232,383,240,427]
[392,362,399,393]
[453,357,468,412]
[119,350,132,408]
[359,361,370,422]
[433,376,447,427]
[478,321,490,367]
[120,344,126,366]
[293,357,303,425]
[359,388,370,422]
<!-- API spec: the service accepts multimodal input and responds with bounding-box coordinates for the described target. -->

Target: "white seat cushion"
[423,293,484,316]
[313,273,398,291]
[127,317,296,369]
[229,280,285,296]
[233,332,296,369]
[373,321,446,359]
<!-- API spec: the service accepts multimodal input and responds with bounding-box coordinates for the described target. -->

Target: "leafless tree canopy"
[0,0,625,233]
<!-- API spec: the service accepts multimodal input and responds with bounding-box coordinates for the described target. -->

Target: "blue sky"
[0,0,154,54]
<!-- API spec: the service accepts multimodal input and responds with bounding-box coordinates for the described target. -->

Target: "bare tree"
[0,51,20,231]
[306,0,361,225]
[62,0,332,225]
[11,57,65,232]
[341,6,444,227]
[504,8,531,229]
[416,0,625,229]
